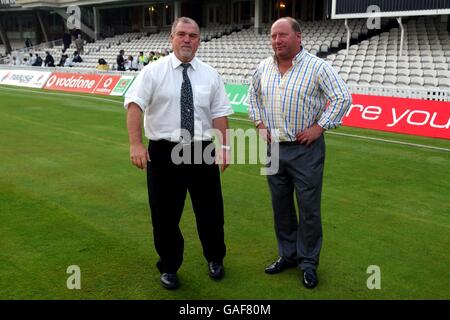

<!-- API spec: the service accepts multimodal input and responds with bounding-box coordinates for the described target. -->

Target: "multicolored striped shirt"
[248,48,352,141]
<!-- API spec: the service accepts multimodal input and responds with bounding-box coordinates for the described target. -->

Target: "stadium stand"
[326,16,450,91]
[2,12,450,97]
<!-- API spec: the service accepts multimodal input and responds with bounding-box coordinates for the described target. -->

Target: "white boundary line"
[229,117,450,153]
[1,86,449,153]
[0,85,122,105]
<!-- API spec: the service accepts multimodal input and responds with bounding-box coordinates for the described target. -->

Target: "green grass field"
[0,85,449,300]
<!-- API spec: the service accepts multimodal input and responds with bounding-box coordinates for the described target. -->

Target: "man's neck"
[276,48,301,76]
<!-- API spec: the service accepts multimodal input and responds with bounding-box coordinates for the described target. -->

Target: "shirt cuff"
[124,98,146,111]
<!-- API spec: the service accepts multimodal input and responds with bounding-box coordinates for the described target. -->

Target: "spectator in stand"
[125,55,139,71]
[58,54,68,67]
[28,53,36,66]
[63,31,72,52]
[117,49,125,71]
[147,51,155,63]
[64,55,74,67]
[25,38,33,49]
[44,51,55,67]
[96,58,109,71]
[138,51,148,67]
[152,51,161,62]
[74,34,84,55]
[32,53,43,66]
[10,56,21,66]
[73,51,83,63]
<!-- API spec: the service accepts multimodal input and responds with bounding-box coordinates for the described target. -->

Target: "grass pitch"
[0,85,449,299]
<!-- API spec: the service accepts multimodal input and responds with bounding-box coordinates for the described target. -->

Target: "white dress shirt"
[124,53,233,142]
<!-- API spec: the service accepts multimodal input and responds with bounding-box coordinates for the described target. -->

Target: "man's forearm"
[212,116,229,146]
[127,103,143,145]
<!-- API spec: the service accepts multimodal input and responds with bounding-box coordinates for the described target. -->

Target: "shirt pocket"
[194,85,211,109]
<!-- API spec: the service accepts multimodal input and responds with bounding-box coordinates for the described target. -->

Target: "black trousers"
[146,140,226,274]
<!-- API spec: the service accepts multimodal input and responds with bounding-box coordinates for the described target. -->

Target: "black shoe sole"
[302,281,318,289]
[209,272,224,280]
[265,264,297,274]
[161,281,179,290]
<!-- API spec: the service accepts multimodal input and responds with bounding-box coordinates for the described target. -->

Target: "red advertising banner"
[44,73,102,93]
[343,94,450,140]
[92,75,121,95]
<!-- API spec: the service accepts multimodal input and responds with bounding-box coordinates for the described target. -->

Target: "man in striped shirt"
[248,17,352,289]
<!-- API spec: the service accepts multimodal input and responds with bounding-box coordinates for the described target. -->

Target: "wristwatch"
[254,120,263,128]
[221,145,231,151]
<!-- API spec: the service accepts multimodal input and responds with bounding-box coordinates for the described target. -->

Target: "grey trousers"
[267,135,325,271]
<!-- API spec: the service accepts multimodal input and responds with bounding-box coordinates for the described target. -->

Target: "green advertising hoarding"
[225,84,250,114]
[111,76,135,96]
[116,80,250,113]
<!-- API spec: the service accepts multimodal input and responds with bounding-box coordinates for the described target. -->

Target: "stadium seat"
[410,76,425,88]
[370,75,383,86]
[385,68,397,76]
[397,69,410,77]
[360,66,373,75]
[347,73,360,84]
[383,75,397,85]
[396,76,411,86]
[438,78,450,88]
[438,70,450,78]
[358,74,371,85]
[424,77,438,88]
[409,62,422,70]
[372,67,385,75]
[339,72,349,82]
[423,69,437,78]
[435,63,448,70]
[410,69,424,77]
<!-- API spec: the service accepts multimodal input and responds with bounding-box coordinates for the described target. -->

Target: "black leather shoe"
[208,262,224,280]
[265,257,297,274]
[302,268,318,289]
[160,273,179,289]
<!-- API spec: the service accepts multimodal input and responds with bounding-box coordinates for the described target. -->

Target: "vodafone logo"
[46,74,57,87]
[103,78,113,88]
[45,73,101,93]
[44,72,123,95]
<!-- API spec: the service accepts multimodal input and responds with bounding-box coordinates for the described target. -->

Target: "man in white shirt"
[10,56,21,66]
[124,17,233,290]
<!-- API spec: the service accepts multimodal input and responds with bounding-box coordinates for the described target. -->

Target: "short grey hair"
[272,17,301,33]
[171,17,200,36]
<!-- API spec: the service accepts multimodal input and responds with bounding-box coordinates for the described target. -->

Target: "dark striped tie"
[180,63,194,141]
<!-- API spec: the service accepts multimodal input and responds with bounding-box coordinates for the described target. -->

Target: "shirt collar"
[272,46,306,66]
[170,52,198,71]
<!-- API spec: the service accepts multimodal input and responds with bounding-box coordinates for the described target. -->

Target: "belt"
[149,139,213,146]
